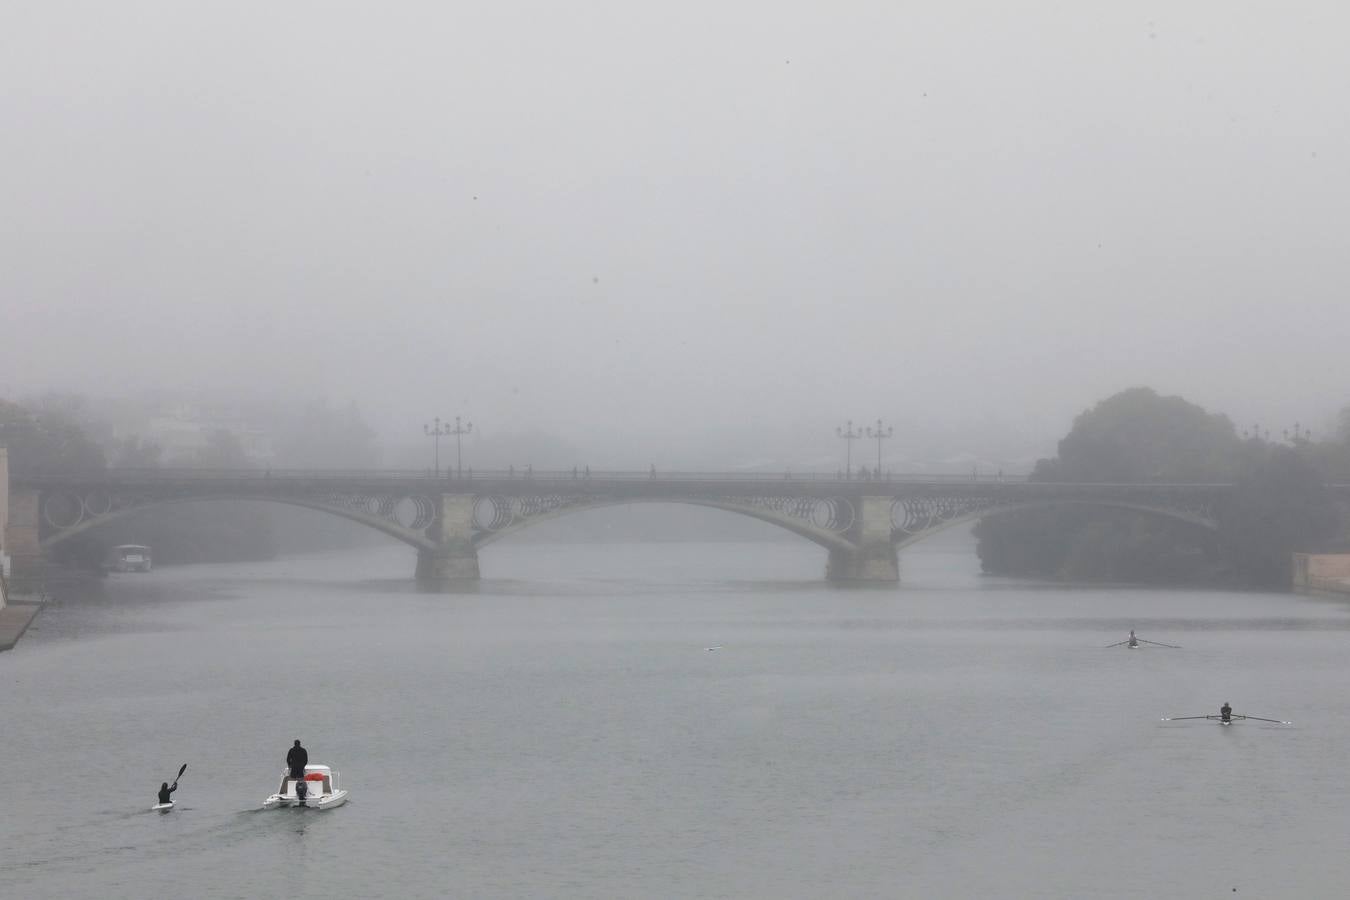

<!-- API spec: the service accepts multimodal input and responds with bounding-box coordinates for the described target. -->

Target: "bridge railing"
[16,468,1031,485]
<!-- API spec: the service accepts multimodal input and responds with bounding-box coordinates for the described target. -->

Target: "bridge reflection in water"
[6,470,1235,590]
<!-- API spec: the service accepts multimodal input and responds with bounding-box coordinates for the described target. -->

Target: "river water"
[4,531,1350,899]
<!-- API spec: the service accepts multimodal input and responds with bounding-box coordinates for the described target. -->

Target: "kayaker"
[158,781,178,804]
[1220,702,1232,722]
[287,739,308,778]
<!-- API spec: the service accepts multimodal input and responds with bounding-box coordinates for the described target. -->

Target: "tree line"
[1,394,380,568]
[974,387,1344,588]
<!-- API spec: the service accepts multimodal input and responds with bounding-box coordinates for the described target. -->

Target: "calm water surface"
[4,534,1350,899]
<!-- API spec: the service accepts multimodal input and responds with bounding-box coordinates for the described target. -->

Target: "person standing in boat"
[287,739,308,778]
[157,780,178,804]
[1220,702,1232,722]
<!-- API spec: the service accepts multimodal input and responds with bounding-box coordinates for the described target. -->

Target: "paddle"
[1137,638,1182,649]
[1160,715,1212,721]
[1238,716,1292,725]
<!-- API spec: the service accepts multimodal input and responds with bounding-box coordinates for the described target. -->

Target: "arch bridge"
[5,470,1238,589]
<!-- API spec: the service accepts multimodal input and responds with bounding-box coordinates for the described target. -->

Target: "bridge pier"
[415,494,481,588]
[826,495,899,584]
[415,544,481,586]
[826,545,899,583]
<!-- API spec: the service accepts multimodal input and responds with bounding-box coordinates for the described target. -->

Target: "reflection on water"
[4,534,1350,899]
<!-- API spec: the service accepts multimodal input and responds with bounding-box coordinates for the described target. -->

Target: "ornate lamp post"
[867,418,893,477]
[448,416,473,478]
[836,420,861,480]
[1283,423,1311,445]
[424,417,449,477]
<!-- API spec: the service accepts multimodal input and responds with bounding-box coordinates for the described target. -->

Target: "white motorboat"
[263,764,348,810]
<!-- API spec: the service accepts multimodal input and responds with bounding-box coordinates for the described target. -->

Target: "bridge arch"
[472,496,856,554]
[37,493,439,553]
[893,498,1220,551]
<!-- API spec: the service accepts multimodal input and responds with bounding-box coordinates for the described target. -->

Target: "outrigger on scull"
[1162,703,1291,726]
[1106,629,1180,649]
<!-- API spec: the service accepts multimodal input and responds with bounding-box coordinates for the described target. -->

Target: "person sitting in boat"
[157,781,178,804]
[1220,702,1232,722]
[1127,630,1138,648]
[286,739,308,779]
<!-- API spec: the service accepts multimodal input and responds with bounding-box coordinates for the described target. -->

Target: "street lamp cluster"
[424,416,899,481]
[424,416,472,477]
[837,418,893,479]
[1241,422,1313,445]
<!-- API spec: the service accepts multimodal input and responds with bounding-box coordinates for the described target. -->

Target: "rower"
[157,780,178,805]
[1220,702,1232,722]
[1128,629,1138,648]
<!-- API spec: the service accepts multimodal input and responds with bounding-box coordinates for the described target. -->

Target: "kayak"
[152,801,175,813]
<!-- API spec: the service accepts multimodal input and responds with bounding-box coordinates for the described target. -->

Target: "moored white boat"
[263,764,348,809]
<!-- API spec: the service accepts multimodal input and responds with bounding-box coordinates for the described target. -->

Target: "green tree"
[111,436,163,468]
[1216,446,1340,587]
[0,397,106,475]
[194,429,250,469]
[1033,387,1243,483]
[977,388,1244,585]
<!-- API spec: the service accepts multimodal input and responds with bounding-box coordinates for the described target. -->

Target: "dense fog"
[4,2,1349,468]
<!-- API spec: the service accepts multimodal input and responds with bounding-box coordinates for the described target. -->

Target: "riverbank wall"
[0,602,41,652]
[1293,553,1350,597]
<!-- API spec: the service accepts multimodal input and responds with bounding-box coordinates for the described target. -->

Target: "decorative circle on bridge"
[389,496,436,530]
[811,497,854,532]
[43,492,85,530]
[725,496,854,533]
[82,489,113,517]
[891,496,996,534]
[471,495,574,533]
[473,496,514,532]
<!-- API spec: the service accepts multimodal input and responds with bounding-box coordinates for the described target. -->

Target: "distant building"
[131,404,275,467]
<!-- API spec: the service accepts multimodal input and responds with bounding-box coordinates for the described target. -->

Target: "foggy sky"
[4,2,1349,464]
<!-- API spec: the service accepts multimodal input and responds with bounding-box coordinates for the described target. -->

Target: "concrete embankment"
[0,603,42,652]
[1292,553,1350,597]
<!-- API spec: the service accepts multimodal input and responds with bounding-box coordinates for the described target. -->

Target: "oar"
[1239,716,1292,725]
[1104,640,1128,648]
[1137,638,1181,648]
[1160,715,1212,721]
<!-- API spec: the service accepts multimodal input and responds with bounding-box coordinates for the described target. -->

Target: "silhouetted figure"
[1220,702,1232,722]
[287,739,308,778]
[584,465,591,480]
[572,466,578,479]
[650,464,656,479]
[1127,629,1138,648]
[157,781,178,804]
